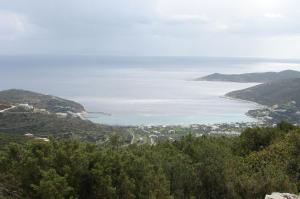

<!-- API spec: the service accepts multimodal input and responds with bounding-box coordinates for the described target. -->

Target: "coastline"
[221,95,266,109]
[75,80,266,127]
[75,111,88,120]
[80,95,265,127]
[221,95,268,123]
[87,111,112,116]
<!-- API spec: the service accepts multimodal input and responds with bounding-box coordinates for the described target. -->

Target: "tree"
[32,169,73,199]
[108,133,122,149]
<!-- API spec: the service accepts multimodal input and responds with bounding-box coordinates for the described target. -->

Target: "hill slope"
[0,89,85,113]
[226,78,300,108]
[0,107,128,142]
[197,70,300,83]
[0,89,132,143]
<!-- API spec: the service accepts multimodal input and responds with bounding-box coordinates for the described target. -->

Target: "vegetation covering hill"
[197,70,300,83]
[226,78,300,108]
[0,89,85,113]
[0,132,27,150]
[0,90,130,143]
[0,122,299,199]
[0,106,130,143]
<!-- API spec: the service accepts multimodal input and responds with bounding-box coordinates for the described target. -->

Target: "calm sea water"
[0,56,299,125]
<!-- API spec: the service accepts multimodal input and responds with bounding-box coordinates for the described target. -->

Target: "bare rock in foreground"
[265,193,300,199]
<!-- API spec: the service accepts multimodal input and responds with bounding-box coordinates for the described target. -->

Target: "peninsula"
[197,70,300,83]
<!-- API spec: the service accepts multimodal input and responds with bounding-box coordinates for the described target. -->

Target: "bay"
[0,56,299,125]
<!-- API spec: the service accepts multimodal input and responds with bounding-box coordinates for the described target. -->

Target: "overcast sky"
[1,0,300,58]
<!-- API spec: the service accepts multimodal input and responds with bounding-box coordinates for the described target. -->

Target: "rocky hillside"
[226,78,300,108]
[0,89,85,113]
[197,70,300,83]
[265,192,299,199]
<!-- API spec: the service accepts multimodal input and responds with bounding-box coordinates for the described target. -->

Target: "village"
[127,121,265,145]
[247,101,300,125]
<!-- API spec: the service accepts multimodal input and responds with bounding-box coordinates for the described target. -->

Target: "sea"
[1,55,300,126]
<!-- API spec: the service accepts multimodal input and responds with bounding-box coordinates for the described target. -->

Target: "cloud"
[0,11,25,40]
[161,14,210,25]
[0,0,300,57]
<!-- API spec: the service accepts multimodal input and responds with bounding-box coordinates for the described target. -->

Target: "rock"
[265,193,300,199]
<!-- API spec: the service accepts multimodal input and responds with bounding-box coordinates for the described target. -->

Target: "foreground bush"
[0,122,299,199]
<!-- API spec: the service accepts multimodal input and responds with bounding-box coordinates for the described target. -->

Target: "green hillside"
[226,78,300,108]
[0,122,299,199]
[0,89,85,113]
[0,90,131,143]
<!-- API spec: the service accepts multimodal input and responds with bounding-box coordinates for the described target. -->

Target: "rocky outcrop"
[265,193,300,199]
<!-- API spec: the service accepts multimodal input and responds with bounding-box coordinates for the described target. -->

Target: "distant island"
[196,70,300,83]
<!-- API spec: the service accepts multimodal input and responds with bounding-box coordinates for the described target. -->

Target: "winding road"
[0,105,16,113]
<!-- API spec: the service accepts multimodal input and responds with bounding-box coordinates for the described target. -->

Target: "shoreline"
[81,96,266,128]
[87,111,112,116]
[221,95,266,108]
[78,82,268,128]
[86,119,263,128]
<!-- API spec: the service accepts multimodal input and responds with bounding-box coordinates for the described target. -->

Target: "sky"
[1,0,300,58]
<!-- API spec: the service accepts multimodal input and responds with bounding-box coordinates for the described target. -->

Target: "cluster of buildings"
[129,122,263,145]
[24,133,50,142]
